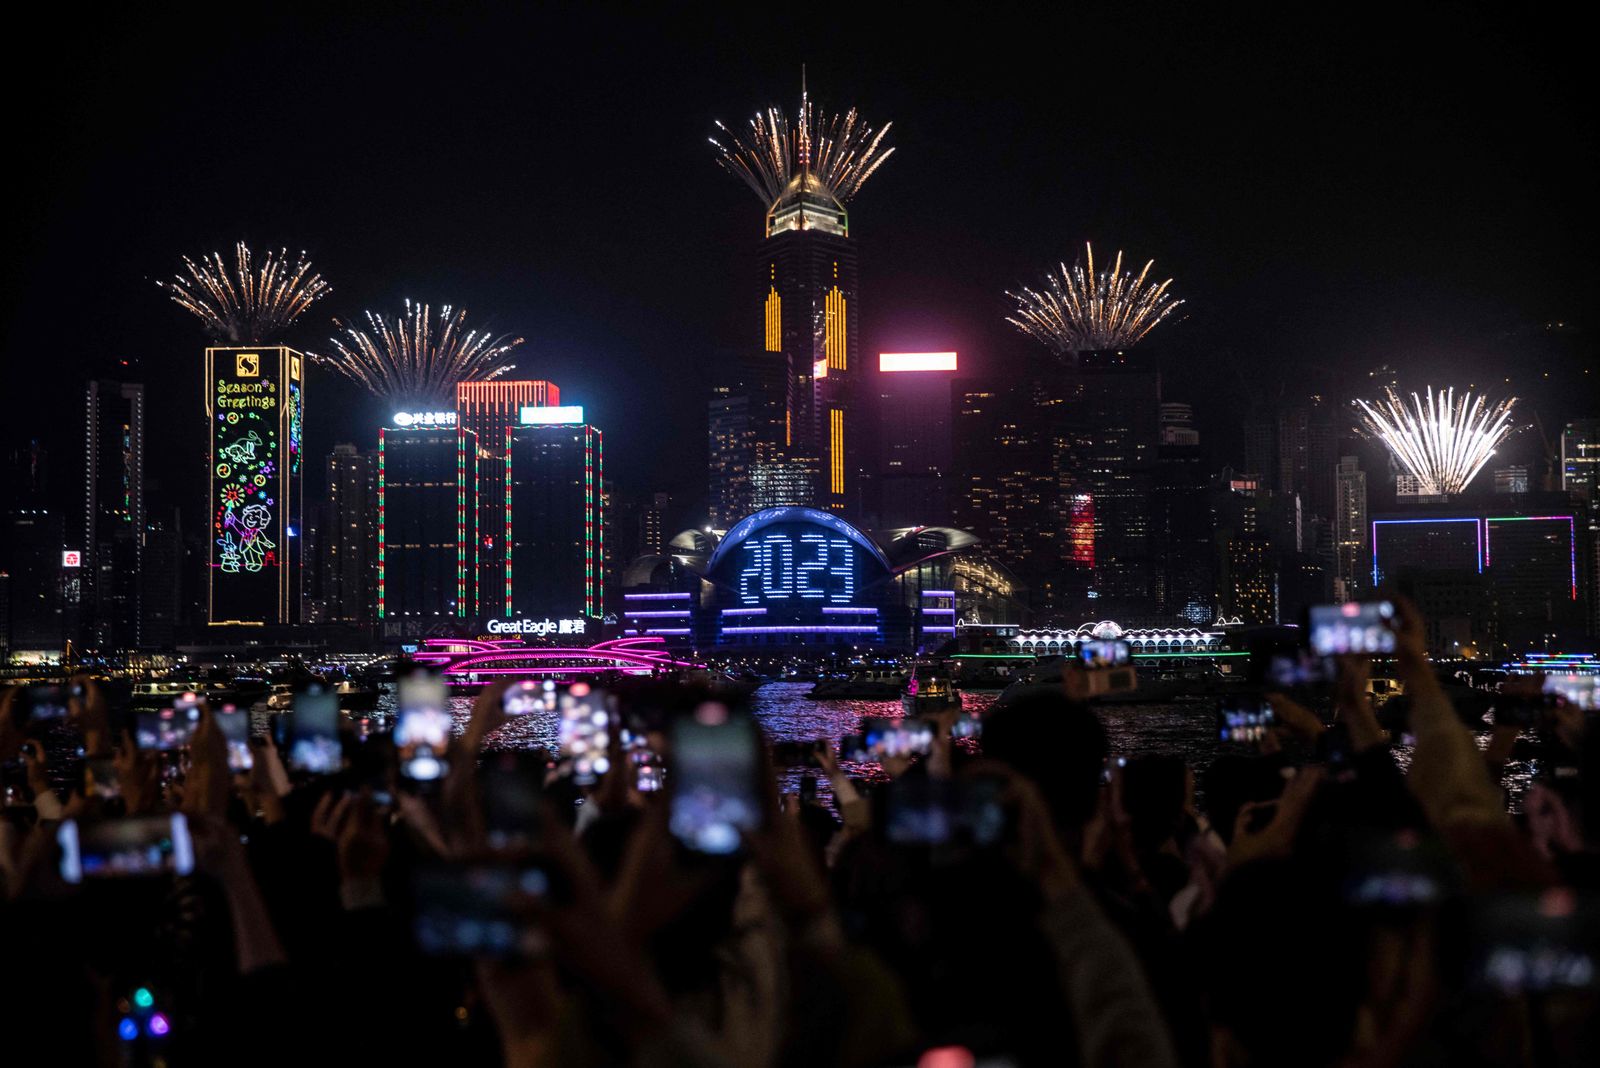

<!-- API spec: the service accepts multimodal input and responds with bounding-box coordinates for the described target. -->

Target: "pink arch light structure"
[413,635,702,684]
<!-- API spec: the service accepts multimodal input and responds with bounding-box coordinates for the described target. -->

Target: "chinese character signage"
[207,346,303,625]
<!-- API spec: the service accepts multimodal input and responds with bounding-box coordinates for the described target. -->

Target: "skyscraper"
[505,409,604,623]
[83,379,144,646]
[708,350,795,526]
[377,417,479,635]
[1562,420,1600,506]
[206,346,305,626]
[321,444,376,623]
[1333,456,1367,602]
[455,381,561,610]
[876,352,956,527]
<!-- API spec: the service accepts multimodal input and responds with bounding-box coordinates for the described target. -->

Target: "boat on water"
[902,667,962,716]
[807,668,906,700]
[333,678,381,710]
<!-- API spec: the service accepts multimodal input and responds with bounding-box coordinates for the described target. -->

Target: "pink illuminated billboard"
[879,352,958,372]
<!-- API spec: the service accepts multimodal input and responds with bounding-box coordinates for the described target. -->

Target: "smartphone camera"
[503,680,555,717]
[396,674,452,782]
[557,684,612,786]
[290,685,343,774]
[667,703,762,855]
[1308,601,1396,657]
[1218,697,1275,744]
[215,704,253,772]
[57,813,195,883]
[135,695,203,751]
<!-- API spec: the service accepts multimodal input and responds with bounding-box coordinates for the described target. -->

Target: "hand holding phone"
[58,813,195,882]
[396,674,451,782]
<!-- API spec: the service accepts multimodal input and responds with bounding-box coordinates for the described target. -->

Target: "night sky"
[6,6,1594,530]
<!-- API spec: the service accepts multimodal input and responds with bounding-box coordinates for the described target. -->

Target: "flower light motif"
[1354,386,1518,496]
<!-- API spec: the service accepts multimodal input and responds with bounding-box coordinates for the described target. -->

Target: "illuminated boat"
[411,635,701,685]
[901,667,961,716]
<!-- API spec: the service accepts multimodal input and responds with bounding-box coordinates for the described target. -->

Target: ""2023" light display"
[737,532,856,604]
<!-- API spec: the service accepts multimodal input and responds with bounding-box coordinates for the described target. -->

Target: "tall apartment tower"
[1333,455,1367,602]
[876,352,957,527]
[709,350,796,526]
[83,379,145,647]
[322,444,376,623]
[377,419,479,635]
[506,414,604,622]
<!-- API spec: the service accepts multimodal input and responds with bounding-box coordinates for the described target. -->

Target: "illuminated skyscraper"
[1333,456,1367,602]
[876,352,956,527]
[505,407,604,623]
[205,346,304,626]
[83,379,144,646]
[377,414,479,635]
[1562,420,1600,506]
[709,350,797,526]
[456,380,561,609]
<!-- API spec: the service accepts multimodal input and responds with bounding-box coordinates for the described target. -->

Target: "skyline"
[5,6,1595,524]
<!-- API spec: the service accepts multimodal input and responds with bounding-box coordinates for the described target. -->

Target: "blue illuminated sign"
[737,531,857,605]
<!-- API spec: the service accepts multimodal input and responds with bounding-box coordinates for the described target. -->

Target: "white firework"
[1355,386,1517,495]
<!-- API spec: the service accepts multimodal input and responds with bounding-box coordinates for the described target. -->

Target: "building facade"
[377,418,479,635]
[83,379,145,647]
[504,414,604,624]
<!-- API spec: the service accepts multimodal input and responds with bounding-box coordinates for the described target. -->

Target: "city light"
[879,352,957,372]
[520,405,585,425]
[392,411,456,427]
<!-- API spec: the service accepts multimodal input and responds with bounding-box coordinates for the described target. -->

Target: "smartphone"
[1079,639,1131,667]
[412,864,552,958]
[1218,696,1275,744]
[1467,890,1600,994]
[1250,635,1335,694]
[949,713,982,739]
[637,764,665,792]
[215,704,253,772]
[289,685,342,774]
[57,813,195,883]
[1543,674,1599,712]
[134,700,203,751]
[798,773,819,806]
[1308,601,1396,657]
[481,750,544,851]
[1339,831,1454,908]
[859,718,935,760]
[885,776,1006,848]
[668,703,762,854]
[22,684,70,724]
[83,757,120,800]
[557,684,611,786]
[503,679,556,717]
[1085,663,1138,697]
[396,675,451,782]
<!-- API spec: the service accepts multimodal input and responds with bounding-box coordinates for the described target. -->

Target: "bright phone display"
[1308,601,1396,657]
[290,685,342,774]
[58,813,195,883]
[396,674,452,781]
[668,704,762,854]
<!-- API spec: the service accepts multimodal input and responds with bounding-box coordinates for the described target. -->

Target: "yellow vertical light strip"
[830,409,844,495]
[785,408,792,447]
[824,286,847,370]
[764,287,782,352]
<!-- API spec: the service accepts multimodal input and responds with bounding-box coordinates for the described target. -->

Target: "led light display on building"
[206,346,303,625]
[879,352,958,372]
[520,405,585,425]
[702,507,894,645]
[61,550,81,568]
[392,411,457,427]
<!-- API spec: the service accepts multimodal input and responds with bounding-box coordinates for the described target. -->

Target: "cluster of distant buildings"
[2,123,1598,663]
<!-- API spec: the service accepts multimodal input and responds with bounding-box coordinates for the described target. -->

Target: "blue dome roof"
[705,507,891,575]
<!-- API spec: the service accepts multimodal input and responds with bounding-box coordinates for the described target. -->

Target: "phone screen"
[397,675,452,781]
[1543,674,1599,712]
[1308,601,1396,657]
[25,684,70,723]
[83,758,120,800]
[557,685,611,785]
[1468,891,1600,994]
[135,699,203,751]
[412,864,552,957]
[290,686,342,774]
[503,680,555,717]
[860,717,935,759]
[58,813,195,883]
[1218,697,1275,743]
[668,705,762,854]
[1079,639,1131,667]
[885,776,1006,847]
[215,704,253,771]
[481,750,544,849]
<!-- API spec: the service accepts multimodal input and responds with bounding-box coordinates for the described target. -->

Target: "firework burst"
[1006,243,1184,354]
[710,87,894,207]
[314,301,523,407]
[1355,386,1518,495]
[157,242,330,342]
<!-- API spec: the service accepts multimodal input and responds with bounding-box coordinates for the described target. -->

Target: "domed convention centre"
[617,507,1022,653]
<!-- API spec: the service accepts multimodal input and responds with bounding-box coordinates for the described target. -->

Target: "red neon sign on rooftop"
[879,352,958,372]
